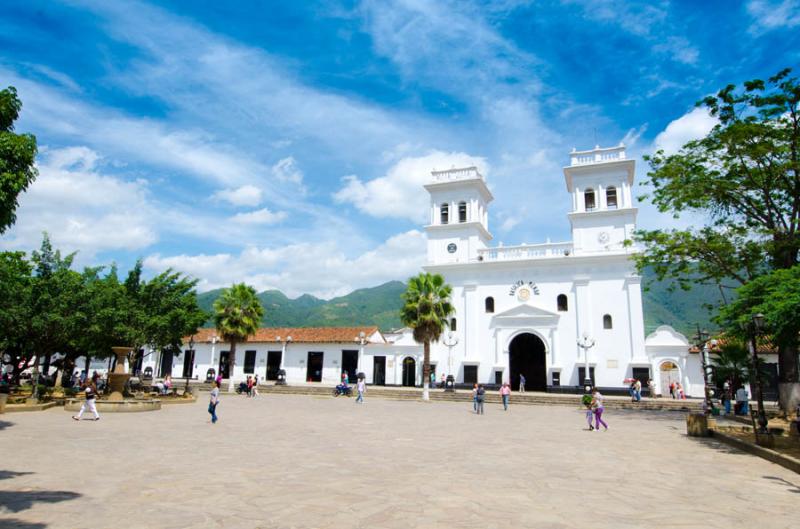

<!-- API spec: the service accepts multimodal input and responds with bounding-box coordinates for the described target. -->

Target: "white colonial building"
[153,145,716,396]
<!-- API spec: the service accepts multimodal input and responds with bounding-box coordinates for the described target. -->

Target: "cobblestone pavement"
[0,394,796,529]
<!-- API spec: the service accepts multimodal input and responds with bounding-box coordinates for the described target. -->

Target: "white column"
[625,275,646,360]
[464,284,478,360]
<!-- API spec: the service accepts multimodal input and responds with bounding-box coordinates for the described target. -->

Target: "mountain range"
[197,269,726,339]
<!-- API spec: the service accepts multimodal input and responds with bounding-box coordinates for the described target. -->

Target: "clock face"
[517,287,531,302]
[597,231,609,244]
[447,243,457,254]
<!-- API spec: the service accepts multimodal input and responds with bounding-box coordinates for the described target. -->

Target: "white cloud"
[653,37,699,65]
[271,157,303,185]
[230,208,288,225]
[653,107,718,155]
[0,147,157,258]
[143,229,427,298]
[212,185,264,207]
[333,151,488,223]
[747,0,800,33]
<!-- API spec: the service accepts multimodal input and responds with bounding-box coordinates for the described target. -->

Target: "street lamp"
[577,333,595,393]
[443,331,458,392]
[746,313,769,435]
[692,326,714,415]
[355,331,367,379]
[184,335,195,393]
[276,335,291,385]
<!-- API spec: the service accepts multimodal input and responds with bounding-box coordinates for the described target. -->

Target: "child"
[208,381,220,423]
[582,394,594,430]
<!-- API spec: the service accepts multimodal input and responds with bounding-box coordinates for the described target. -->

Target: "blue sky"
[1,0,799,297]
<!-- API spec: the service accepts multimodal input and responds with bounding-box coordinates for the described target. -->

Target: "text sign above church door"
[509,280,540,301]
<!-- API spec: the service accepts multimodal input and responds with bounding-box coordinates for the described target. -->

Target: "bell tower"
[563,145,637,255]
[424,166,493,264]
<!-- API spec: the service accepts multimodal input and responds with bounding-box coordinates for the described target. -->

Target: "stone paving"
[0,394,797,529]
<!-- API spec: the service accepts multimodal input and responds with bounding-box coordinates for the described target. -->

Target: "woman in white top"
[591,388,608,430]
[208,381,220,424]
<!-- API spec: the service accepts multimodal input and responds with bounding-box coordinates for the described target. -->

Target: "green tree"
[213,283,264,392]
[711,341,752,392]
[0,251,34,384]
[400,272,454,401]
[633,68,800,411]
[0,87,38,234]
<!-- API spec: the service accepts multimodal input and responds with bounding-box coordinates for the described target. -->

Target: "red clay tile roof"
[186,327,381,344]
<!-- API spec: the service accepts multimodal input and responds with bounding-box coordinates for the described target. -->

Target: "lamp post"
[209,335,218,381]
[443,331,458,392]
[577,333,595,392]
[276,335,291,385]
[747,313,769,434]
[184,335,195,393]
[692,326,713,415]
[355,331,367,379]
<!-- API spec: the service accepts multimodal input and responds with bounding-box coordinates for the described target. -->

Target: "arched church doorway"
[659,361,680,398]
[509,333,547,391]
[402,357,416,387]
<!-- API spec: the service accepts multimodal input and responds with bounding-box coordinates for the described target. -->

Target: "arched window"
[440,203,449,224]
[557,294,568,312]
[584,188,596,211]
[603,314,613,329]
[450,318,457,331]
[606,186,617,209]
[458,201,467,222]
[485,296,494,313]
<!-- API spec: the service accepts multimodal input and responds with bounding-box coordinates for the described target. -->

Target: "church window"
[440,203,449,224]
[458,201,467,222]
[603,314,613,329]
[606,187,618,209]
[584,188,596,211]
[485,297,494,313]
[557,294,568,312]
[450,318,457,331]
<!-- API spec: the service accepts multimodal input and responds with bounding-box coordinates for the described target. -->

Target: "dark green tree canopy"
[0,86,38,234]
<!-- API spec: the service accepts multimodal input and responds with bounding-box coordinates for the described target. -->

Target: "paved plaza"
[0,394,797,529]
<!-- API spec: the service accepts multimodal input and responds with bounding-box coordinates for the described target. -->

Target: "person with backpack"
[475,384,486,415]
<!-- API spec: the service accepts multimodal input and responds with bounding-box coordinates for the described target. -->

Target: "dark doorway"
[342,350,358,383]
[182,349,195,379]
[159,350,173,378]
[307,352,323,382]
[464,365,478,384]
[402,357,416,387]
[373,356,386,385]
[244,350,256,374]
[577,367,596,387]
[218,351,230,380]
[134,348,144,376]
[267,351,281,381]
[509,333,547,391]
[494,370,503,385]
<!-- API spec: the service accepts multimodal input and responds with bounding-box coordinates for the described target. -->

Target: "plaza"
[0,394,796,529]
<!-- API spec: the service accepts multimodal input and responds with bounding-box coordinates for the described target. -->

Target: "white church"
[143,145,705,396]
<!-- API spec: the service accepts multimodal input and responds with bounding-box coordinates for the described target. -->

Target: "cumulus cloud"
[333,151,488,223]
[747,0,800,33]
[653,107,718,155]
[143,229,427,298]
[212,185,264,207]
[230,208,288,225]
[0,146,157,258]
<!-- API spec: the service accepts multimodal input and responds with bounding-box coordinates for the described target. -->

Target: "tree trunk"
[42,352,52,382]
[778,342,799,414]
[84,354,91,375]
[422,341,430,401]
[227,341,237,394]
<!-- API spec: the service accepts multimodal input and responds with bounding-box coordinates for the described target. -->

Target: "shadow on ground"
[0,519,48,529]
[763,475,800,493]
[0,471,33,481]
[687,436,746,455]
[0,420,14,431]
[0,490,81,514]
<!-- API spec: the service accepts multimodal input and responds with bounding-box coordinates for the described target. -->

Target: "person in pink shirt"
[500,382,511,411]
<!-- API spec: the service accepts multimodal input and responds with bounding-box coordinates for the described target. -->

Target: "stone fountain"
[108,346,133,401]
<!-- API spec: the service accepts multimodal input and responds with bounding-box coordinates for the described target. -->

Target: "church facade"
[419,144,651,391]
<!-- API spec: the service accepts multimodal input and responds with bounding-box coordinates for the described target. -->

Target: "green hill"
[197,273,724,337]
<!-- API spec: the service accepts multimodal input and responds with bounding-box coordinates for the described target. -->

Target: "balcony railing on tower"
[431,166,483,183]
[477,241,573,262]
[569,145,626,166]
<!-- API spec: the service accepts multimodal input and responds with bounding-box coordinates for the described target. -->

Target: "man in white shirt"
[735,386,749,415]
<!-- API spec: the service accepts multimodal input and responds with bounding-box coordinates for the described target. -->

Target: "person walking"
[647,379,656,399]
[471,383,478,412]
[72,380,100,421]
[208,381,220,424]
[500,382,511,411]
[669,381,676,399]
[583,395,594,430]
[519,374,526,393]
[633,379,642,402]
[591,388,608,431]
[735,385,749,415]
[252,374,259,398]
[475,384,485,415]
[246,375,253,398]
[356,377,366,404]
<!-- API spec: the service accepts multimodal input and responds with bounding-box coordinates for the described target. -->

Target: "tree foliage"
[633,68,800,391]
[0,86,38,234]
[400,272,454,400]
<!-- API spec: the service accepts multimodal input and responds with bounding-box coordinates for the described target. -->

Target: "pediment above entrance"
[490,303,560,328]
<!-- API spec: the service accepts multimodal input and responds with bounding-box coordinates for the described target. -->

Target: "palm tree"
[400,272,454,401]
[711,341,751,392]
[213,283,264,393]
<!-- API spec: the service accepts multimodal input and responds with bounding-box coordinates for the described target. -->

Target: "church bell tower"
[424,166,493,265]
